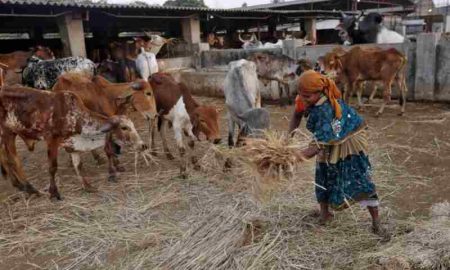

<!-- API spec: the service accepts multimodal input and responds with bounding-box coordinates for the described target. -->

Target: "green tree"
[163,0,207,8]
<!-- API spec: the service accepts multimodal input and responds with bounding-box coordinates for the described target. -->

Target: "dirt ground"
[0,96,449,269]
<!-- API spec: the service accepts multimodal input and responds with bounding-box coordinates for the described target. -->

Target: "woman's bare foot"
[319,212,334,225]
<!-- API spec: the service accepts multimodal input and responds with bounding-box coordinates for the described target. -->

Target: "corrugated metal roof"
[0,0,282,13]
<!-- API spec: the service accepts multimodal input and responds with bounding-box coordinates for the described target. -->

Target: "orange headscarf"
[297,70,343,119]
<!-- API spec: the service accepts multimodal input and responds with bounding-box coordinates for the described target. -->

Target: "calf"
[149,73,221,177]
[223,59,270,147]
[323,46,407,116]
[22,56,96,89]
[0,86,146,200]
[0,46,54,72]
[53,73,157,171]
[247,52,298,106]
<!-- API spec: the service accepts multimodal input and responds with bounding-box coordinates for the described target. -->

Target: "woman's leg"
[368,206,381,233]
[319,202,334,224]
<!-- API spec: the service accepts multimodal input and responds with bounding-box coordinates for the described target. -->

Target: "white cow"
[135,48,159,81]
[223,59,270,147]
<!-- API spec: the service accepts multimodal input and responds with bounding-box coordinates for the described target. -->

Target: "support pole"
[57,11,86,57]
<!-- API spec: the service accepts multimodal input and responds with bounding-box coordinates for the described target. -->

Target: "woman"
[289,70,381,233]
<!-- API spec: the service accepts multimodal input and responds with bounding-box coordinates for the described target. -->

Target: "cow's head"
[322,47,346,79]
[239,33,262,49]
[296,59,313,76]
[191,105,221,144]
[236,108,270,147]
[248,52,271,77]
[101,115,147,152]
[32,45,55,60]
[127,80,158,121]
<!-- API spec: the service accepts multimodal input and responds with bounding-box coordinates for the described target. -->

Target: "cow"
[337,12,405,45]
[148,73,221,177]
[0,46,55,72]
[22,56,96,89]
[238,33,263,50]
[135,48,159,81]
[207,33,225,49]
[322,46,408,116]
[247,52,299,106]
[52,73,157,168]
[0,85,146,200]
[143,32,178,56]
[223,59,270,148]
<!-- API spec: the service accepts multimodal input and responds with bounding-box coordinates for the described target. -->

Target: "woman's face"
[299,91,321,107]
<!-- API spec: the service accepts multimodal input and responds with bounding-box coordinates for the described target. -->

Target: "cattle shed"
[0,0,355,58]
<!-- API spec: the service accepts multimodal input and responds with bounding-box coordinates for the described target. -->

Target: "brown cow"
[149,73,221,177]
[323,46,407,116]
[0,86,146,200]
[0,46,54,71]
[52,73,157,171]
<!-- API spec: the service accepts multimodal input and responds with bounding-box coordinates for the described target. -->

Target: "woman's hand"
[296,145,320,160]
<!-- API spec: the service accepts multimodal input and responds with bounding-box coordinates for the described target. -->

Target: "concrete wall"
[157,56,193,72]
[182,33,449,102]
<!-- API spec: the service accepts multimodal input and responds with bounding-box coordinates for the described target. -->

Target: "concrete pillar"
[414,33,441,101]
[445,15,450,33]
[181,16,201,44]
[304,18,317,45]
[57,11,86,57]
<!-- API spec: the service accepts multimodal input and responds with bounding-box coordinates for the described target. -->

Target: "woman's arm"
[288,111,304,136]
[297,145,320,160]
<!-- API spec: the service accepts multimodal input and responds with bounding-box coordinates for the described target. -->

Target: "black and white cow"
[223,59,270,147]
[337,12,405,45]
[22,56,96,89]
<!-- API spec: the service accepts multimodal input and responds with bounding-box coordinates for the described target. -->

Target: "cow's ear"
[100,116,121,133]
[116,91,134,108]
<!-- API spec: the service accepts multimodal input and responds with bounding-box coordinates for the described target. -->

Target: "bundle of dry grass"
[240,131,310,180]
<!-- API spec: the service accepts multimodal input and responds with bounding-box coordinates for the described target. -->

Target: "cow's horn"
[131,81,144,90]
[238,33,247,43]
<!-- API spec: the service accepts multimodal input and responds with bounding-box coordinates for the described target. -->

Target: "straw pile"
[240,131,310,179]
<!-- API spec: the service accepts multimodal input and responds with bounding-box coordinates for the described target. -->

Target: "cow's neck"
[101,83,132,114]
[181,91,199,116]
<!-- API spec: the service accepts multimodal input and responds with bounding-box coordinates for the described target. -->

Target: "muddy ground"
[0,96,449,269]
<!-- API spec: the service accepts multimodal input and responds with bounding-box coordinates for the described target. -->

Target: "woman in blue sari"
[289,70,381,233]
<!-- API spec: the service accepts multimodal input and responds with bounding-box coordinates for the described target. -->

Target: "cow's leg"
[278,81,286,107]
[0,132,40,196]
[256,89,262,108]
[367,82,377,104]
[227,114,236,148]
[47,139,62,200]
[71,153,96,192]
[159,119,174,160]
[149,118,156,156]
[104,137,118,182]
[90,149,105,165]
[376,80,393,117]
[396,77,407,116]
[355,82,363,110]
[184,123,200,171]
[173,122,187,178]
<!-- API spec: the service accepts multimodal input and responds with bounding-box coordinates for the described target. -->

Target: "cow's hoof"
[115,165,126,173]
[95,157,106,166]
[166,153,175,160]
[375,112,382,118]
[83,184,98,193]
[150,150,158,157]
[49,193,63,201]
[188,140,195,149]
[398,112,405,116]
[108,175,117,183]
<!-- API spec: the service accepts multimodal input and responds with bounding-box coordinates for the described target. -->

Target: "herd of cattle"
[0,11,409,200]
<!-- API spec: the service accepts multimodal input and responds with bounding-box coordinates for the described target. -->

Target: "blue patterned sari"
[306,97,378,210]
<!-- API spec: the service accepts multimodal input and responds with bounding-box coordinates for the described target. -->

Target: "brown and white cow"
[52,73,157,171]
[0,86,146,200]
[323,46,407,116]
[149,73,221,177]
